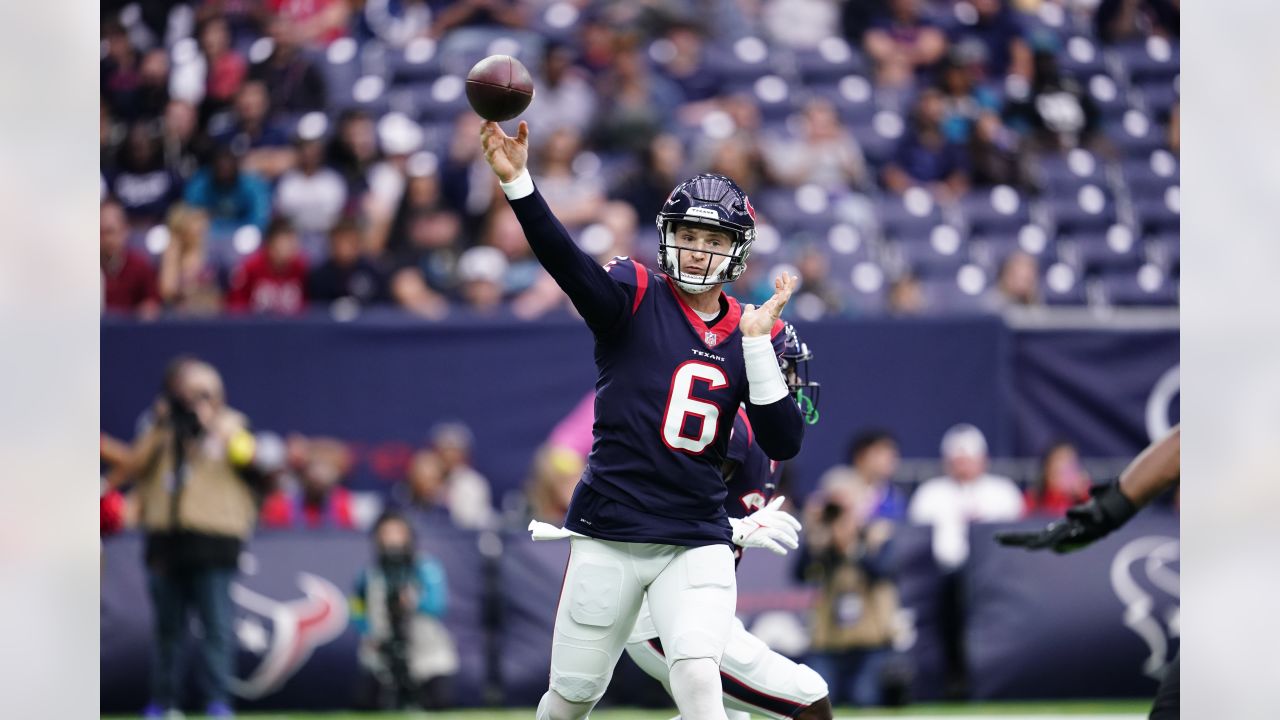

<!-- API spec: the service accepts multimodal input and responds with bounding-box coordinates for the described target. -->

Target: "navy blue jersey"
[507,187,804,547]
[723,408,783,565]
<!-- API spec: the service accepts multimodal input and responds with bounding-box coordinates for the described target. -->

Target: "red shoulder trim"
[770,319,785,340]
[631,259,648,315]
[736,406,754,448]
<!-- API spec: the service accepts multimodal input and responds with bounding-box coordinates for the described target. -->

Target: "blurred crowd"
[101,0,1180,322]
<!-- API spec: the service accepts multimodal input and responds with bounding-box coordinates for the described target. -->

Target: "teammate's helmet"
[780,322,820,425]
[655,173,757,293]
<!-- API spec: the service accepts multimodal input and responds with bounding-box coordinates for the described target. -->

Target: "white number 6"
[661,361,729,454]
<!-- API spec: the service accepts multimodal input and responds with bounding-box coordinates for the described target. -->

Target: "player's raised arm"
[739,273,805,460]
[479,121,630,334]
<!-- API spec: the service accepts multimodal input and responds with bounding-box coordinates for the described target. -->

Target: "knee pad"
[549,663,611,704]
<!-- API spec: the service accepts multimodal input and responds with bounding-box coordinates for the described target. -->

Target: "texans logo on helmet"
[229,571,349,699]
[744,195,756,222]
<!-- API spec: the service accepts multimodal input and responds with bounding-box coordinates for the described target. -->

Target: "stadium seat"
[1145,232,1181,275]
[1057,36,1107,78]
[1120,150,1179,199]
[1100,265,1178,306]
[1112,37,1180,86]
[840,261,888,315]
[1104,110,1169,158]
[704,36,781,85]
[1049,183,1116,234]
[389,38,445,85]
[960,186,1032,236]
[810,74,878,124]
[1132,187,1180,236]
[890,226,968,278]
[1136,77,1178,120]
[1035,148,1108,196]
[1041,262,1088,305]
[793,37,867,84]
[877,188,943,242]
[918,265,992,314]
[1085,74,1130,120]
[1063,226,1144,273]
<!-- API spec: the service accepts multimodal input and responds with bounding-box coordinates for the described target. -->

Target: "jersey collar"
[664,276,741,349]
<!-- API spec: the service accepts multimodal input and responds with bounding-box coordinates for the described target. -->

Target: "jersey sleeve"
[506,188,632,335]
[770,319,786,357]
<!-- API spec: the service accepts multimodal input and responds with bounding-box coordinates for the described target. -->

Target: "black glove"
[995,480,1138,553]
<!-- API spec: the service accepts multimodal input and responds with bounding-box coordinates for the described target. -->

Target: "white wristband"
[499,168,535,200]
[742,334,788,405]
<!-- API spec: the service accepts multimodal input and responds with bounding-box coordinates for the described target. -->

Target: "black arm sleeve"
[744,397,804,461]
[506,188,630,334]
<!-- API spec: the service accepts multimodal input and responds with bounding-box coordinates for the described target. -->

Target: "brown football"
[465,54,535,122]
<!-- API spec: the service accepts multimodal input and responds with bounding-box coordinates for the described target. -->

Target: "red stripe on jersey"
[631,259,648,314]
[736,406,754,448]
[770,318,785,340]
[664,276,742,349]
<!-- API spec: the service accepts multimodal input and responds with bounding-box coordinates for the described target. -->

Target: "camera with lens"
[377,544,418,708]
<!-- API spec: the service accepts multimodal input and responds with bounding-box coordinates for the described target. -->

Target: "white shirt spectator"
[275,166,347,234]
[908,472,1024,570]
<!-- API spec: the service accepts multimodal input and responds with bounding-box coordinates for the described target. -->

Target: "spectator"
[159,100,205,181]
[396,449,453,522]
[1168,102,1180,155]
[428,422,495,530]
[1096,0,1179,44]
[1025,441,1092,516]
[109,122,184,229]
[589,40,683,154]
[274,113,349,239]
[907,423,1022,698]
[610,132,686,224]
[101,199,161,317]
[386,156,458,318]
[762,0,842,49]
[350,511,459,710]
[455,245,509,313]
[948,0,1033,84]
[226,217,309,314]
[158,204,223,314]
[261,435,358,529]
[937,50,1001,144]
[532,128,605,230]
[207,79,296,179]
[967,112,1025,189]
[908,423,1023,570]
[862,0,948,89]
[525,444,587,526]
[365,113,426,255]
[764,97,869,191]
[265,0,351,47]
[249,16,328,114]
[197,15,249,120]
[308,219,391,307]
[358,0,434,47]
[792,244,845,319]
[796,480,903,706]
[883,88,970,200]
[480,204,545,298]
[991,250,1040,308]
[183,144,272,236]
[101,100,124,173]
[428,0,526,37]
[817,428,908,522]
[705,133,769,196]
[886,273,925,316]
[1004,49,1101,153]
[651,21,721,107]
[111,357,283,719]
[328,109,382,198]
[101,20,143,121]
[523,41,598,140]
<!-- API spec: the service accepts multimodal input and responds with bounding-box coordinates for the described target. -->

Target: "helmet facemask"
[657,220,753,294]
[781,324,820,425]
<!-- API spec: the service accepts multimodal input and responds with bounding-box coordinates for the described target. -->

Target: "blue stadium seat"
[1085,74,1130,120]
[750,75,802,121]
[810,75,878,124]
[1144,232,1180,274]
[1137,78,1178,120]
[1104,110,1168,158]
[959,186,1032,236]
[821,222,875,281]
[1049,183,1116,235]
[1100,266,1178,306]
[704,37,782,85]
[1036,148,1107,195]
[840,261,889,315]
[1042,262,1088,305]
[1064,227,1144,272]
[793,38,867,84]
[878,189,944,241]
[1132,188,1180,236]
[1121,150,1178,199]
[393,76,472,123]
[919,275,991,314]
[891,227,968,278]
[1112,37,1180,86]
[389,39,445,85]
[1057,36,1106,78]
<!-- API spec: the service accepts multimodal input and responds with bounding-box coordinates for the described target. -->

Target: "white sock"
[669,658,729,720]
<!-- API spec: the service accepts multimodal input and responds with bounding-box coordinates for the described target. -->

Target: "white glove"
[729,496,802,556]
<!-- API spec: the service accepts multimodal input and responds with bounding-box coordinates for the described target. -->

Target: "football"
[465,54,535,122]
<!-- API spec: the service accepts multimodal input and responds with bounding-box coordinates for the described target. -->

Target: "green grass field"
[104,700,1153,719]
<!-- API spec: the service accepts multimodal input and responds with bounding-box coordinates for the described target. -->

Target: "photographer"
[796,483,905,707]
[350,512,459,710]
[112,356,283,719]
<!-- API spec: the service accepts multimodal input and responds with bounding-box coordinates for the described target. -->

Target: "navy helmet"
[780,322,820,425]
[655,173,757,293]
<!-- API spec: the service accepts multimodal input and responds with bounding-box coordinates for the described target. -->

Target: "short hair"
[265,216,296,241]
[371,510,414,539]
[941,423,988,459]
[847,428,897,463]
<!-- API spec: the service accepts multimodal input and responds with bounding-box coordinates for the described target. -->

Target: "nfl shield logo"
[704,331,718,346]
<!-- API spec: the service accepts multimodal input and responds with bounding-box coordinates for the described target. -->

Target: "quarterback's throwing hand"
[730,496,802,556]
[740,273,797,337]
[480,120,529,183]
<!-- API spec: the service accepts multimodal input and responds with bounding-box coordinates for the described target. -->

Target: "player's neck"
[677,285,723,316]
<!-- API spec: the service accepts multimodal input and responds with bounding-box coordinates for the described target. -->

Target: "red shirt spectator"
[226,218,309,314]
[266,0,350,46]
[101,199,160,314]
[1025,441,1092,516]
[260,486,356,529]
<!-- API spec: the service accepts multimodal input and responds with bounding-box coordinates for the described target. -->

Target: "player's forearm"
[744,398,804,460]
[1118,424,1180,507]
[502,177,627,331]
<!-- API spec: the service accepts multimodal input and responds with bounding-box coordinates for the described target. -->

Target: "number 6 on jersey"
[661,361,729,454]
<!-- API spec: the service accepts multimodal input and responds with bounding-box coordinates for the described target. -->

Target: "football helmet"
[780,322,820,425]
[655,173,757,294]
